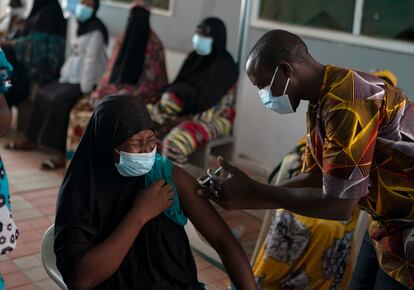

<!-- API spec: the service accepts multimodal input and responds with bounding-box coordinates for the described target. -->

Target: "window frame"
[102,0,174,17]
[251,0,414,56]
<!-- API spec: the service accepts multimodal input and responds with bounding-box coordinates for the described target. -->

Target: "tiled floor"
[0,130,265,290]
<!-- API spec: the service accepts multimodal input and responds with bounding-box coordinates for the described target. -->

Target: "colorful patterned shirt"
[303,65,414,288]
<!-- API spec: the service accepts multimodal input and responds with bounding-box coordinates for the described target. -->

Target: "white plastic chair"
[41,225,68,290]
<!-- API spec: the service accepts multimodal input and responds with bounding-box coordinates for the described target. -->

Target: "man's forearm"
[277,172,323,188]
[247,172,323,210]
[250,176,357,220]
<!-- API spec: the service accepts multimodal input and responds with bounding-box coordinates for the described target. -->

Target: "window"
[361,0,414,42]
[255,0,414,45]
[258,0,355,33]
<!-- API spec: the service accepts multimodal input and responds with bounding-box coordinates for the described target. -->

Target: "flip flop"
[40,159,64,171]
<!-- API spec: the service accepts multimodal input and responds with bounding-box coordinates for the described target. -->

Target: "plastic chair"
[41,225,68,290]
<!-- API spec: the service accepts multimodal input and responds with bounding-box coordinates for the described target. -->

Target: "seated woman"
[148,17,238,164]
[253,137,360,290]
[54,95,257,290]
[66,2,167,163]
[6,0,108,170]
[0,0,66,107]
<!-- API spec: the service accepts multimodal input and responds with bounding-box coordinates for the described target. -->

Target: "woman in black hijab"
[108,5,149,85]
[149,17,239,164]
[54,95,256,290]
[166,17,238,115]
[0,0,66,107]
[76,0,108,44]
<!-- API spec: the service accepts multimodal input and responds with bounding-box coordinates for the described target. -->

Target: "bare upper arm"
[172,165,235,250]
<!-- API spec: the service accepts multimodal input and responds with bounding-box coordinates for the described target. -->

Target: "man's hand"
[197,156,255,202]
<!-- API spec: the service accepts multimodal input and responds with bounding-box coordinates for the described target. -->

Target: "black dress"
[54,95,203,289]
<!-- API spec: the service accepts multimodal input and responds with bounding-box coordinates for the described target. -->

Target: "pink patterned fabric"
[91,30,167,105]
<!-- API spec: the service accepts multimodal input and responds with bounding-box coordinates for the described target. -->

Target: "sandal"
[40,159,64,171]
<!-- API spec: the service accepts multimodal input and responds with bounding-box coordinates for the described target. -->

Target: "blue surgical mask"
[115,147,156,177]
[258,66,295,114]
[192,34,213,56]
[63,0,79,15]
[75,3,93,22]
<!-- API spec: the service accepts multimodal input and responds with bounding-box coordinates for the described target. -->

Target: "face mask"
[63,0,78,15]
[258,66,295,114]
[115,147,156,177]
[75,3,94,22]
[192,34,213,56]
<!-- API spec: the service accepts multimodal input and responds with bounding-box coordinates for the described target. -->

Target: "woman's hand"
[72,180,175,289]
[133,179,175,223]
[0,47,13,94]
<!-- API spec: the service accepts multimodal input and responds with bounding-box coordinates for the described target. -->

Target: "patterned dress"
[148,87,237,164]
[90,31,167,105]
[303,65,414,289]
[0,158,19,290]
[66,30,168,161]
[253,140,359,290]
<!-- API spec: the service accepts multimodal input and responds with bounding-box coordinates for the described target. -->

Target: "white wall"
[164,50,186,82]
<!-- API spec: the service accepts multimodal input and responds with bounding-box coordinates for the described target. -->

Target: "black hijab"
[22,0,66,36]
[54,95,200,290]
[77,0,108,44]
[167,17,239,115]
[109,6,150,85]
